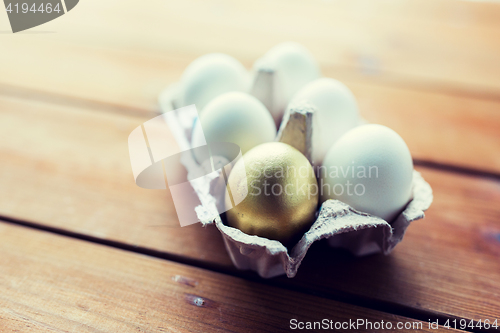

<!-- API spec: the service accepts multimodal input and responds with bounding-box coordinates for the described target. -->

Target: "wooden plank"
[0,96,499,323]
[1,0,500,109]
[0,222,451,332]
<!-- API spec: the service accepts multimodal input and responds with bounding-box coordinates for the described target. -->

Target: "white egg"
[255,42,320,122]
[290,78,360,164]
[181,53,250,112]
[320,124,413,222]
[191,92,276,163]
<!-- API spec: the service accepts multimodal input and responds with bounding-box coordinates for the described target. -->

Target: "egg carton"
[158,69,433,279]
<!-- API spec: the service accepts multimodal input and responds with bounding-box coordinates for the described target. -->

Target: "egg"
[320,124,413,222]
[191,92,276,164]
[181,53,250,111]
[225,142,318,247]
[255,42,320,122]
[289,78,360,164]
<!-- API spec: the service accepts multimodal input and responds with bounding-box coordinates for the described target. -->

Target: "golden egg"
[225,142,318,247]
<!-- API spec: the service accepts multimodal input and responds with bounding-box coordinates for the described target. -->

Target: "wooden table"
[1,0,499,331]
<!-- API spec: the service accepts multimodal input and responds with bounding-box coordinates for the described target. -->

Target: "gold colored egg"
[225,142,318,247]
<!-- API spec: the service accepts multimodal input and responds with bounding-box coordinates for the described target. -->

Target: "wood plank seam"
[413,160,500,182]
[0,83,153,118]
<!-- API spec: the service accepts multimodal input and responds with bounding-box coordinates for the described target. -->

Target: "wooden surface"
[1,0,500,332]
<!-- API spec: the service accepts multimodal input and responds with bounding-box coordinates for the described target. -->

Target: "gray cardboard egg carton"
[159,67,433,279]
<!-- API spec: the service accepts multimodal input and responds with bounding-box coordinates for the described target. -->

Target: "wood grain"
[1,0,500,102]
[0,222,453,333]
[0,95,498,323]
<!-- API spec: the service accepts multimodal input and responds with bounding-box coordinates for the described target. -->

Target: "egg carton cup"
[158,71,433,279]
